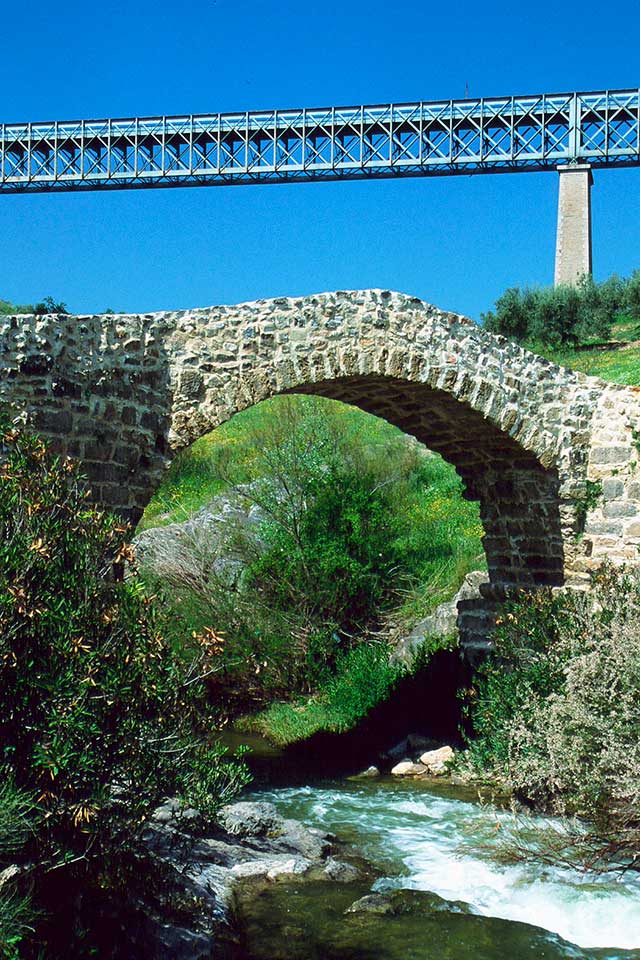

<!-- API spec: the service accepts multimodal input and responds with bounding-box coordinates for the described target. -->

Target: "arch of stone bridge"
[3,288,637,651]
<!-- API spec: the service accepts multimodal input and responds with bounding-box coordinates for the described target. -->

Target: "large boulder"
[217,801,283,837]
[133,483,267,588]
[390,760,428,777]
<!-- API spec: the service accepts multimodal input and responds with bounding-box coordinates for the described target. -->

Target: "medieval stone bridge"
[2,289,639,651]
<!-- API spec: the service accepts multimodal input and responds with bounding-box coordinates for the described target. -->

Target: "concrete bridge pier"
[554,163,593,287]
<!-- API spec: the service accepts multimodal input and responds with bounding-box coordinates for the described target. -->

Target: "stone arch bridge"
[2,290,639,653]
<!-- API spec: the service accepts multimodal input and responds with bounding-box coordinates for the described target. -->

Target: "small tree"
[33,296,68,315]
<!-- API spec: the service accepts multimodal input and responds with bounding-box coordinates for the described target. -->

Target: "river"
[236,777,640,960]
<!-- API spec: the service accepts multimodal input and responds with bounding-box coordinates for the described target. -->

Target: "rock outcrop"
[390,570,487,667]
[137,799,366,958]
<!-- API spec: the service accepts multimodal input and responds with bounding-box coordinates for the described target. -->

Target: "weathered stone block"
[601,478,624,499]
[35,409,73,433]
[603,501,639,519]
[590,446,632,465]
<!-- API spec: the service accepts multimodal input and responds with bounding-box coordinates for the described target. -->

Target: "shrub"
[482,272,640,346]
[0,415,249,952]
[467,566,640,869]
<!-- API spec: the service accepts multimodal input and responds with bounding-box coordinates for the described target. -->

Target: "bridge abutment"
[554,163,593,287]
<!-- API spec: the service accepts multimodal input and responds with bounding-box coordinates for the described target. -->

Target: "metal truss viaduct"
[1,88,639,195]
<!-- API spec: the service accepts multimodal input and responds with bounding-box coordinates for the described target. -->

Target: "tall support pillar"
[554,164,593,286]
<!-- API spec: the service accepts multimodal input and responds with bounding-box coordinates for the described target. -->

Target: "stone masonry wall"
[2,289,639,652]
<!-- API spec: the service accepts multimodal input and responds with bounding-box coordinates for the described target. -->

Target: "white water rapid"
[254,781,640,954]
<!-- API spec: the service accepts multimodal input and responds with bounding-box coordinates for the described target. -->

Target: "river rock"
[133,482,267,588]
[217,800,283,837]
[418,745,454,774]
[351,765,380,779]
[323,858,361,882]
[345,893,396,915]
[230,855,312,881]
[390,760,428,777]
[278,819,332,859]
[136,796,369,959]
[145,923,216,960]
[346,889,475,919]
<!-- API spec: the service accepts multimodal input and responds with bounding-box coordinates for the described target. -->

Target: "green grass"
[236,642,407,747]
[536,342,640,385]
[530,318,640,386]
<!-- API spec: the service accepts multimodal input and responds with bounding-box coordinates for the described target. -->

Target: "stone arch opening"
[282,376,563,653]
[165,376,565,656]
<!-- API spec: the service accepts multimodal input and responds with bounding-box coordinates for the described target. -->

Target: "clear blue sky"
[1,0,639,320]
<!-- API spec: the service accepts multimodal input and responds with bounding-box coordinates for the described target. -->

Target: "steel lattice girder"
[1,89,639,195]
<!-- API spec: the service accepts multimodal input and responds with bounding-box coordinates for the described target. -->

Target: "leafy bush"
[0,415,249,953]
[246,404,405,629]
[0,296,68,316]
[482,272,640,346]
[140,396,484,727]
[467,566,640,869]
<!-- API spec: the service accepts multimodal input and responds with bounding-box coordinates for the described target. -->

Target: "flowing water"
[237,778,640,960]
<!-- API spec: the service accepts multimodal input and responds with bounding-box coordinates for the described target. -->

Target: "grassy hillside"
[537,333,640,385]
[141,397,417,531]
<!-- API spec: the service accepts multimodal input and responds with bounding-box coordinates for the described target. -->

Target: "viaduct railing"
[2,88,639,285]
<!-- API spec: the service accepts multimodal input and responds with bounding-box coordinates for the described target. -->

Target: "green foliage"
[0,779,37,860]
[241,642,406,746]
[0,300,34,316]
[0,415,249,952]
[33,296,68,316]
[0,296,68,316]
[0,780,37,958]
[465,590,570,770]
[537,339,640,386]
[574,478,603,532]
[482,272,640,347]
[246,403,405,629]
[466,566,640,868]
[140,396,484,736]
